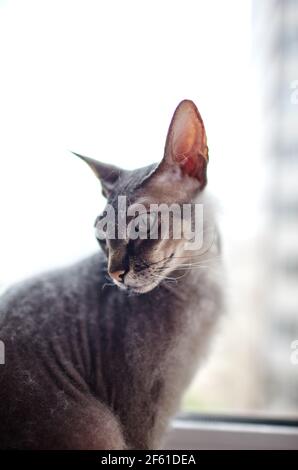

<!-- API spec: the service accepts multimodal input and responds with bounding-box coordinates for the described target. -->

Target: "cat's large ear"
[71,151,122,197]
[158,100,209,190]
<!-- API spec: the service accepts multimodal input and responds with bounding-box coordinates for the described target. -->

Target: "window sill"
[164,416,298,450]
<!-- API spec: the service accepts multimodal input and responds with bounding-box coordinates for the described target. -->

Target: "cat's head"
[74,100,212,293]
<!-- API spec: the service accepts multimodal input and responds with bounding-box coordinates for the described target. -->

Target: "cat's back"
[0,253,105,398]
[0,253,103,332]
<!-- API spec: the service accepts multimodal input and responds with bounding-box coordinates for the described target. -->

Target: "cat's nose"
[109,270,125,283]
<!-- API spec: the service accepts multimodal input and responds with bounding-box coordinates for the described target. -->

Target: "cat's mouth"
[108,256,176,293]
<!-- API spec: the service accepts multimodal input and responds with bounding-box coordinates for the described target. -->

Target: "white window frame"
[164,417,298,450]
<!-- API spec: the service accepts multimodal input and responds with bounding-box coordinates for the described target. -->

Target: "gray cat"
[0,100,222,449]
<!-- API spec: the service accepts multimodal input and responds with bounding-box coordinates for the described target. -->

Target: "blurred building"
[254,0,298,414]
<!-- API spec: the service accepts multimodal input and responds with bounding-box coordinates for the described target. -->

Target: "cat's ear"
[159,100,209,190]
[71,151,122,197]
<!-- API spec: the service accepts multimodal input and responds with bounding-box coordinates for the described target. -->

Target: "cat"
[0,99,222,449]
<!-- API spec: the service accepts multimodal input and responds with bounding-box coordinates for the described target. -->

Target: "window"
[0,0,297,448]
[181,0,298,422]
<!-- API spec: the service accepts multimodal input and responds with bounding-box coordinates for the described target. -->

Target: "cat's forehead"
[121,164,157,190]
[107,164,156,204]
[107,163,190,209]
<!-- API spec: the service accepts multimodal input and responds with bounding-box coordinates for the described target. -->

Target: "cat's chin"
[132,285,156,294]
[124,282,159,294]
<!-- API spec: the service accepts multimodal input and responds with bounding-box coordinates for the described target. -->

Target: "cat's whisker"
[174,254,221,263]
[177,256,221,265]
[176,265,209,271]
[168,271,189,281]
[150,273,178,283]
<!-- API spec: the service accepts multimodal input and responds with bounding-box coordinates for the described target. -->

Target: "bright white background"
[0,0,264,285]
